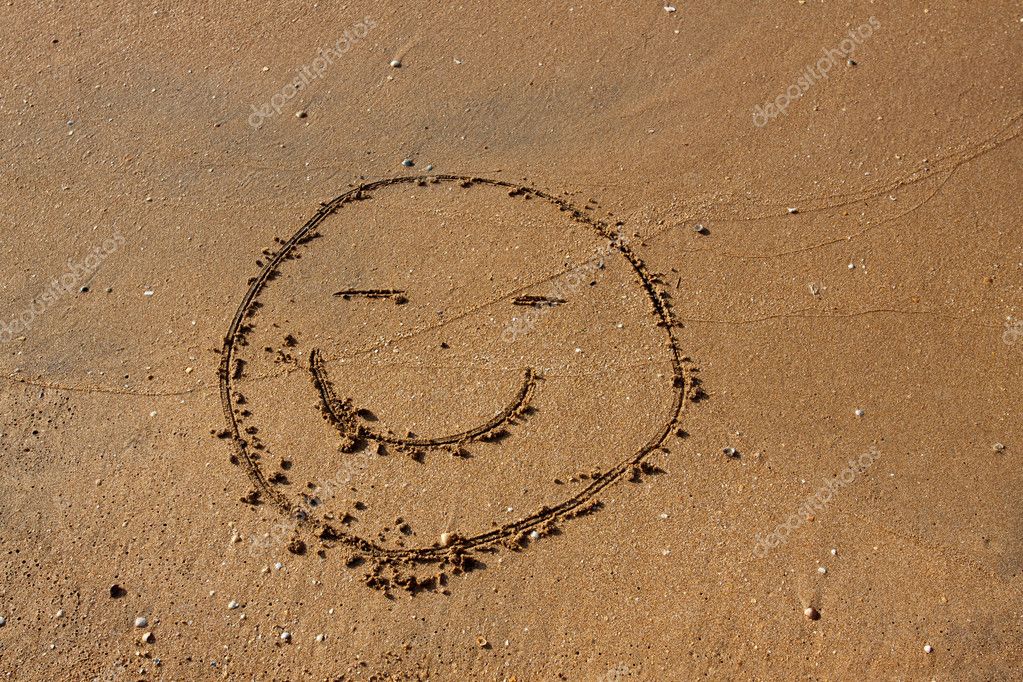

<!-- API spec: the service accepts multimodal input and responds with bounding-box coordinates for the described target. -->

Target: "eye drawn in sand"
[217,175,701,595]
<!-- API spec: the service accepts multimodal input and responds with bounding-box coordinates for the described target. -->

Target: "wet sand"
[1,2,1021,679]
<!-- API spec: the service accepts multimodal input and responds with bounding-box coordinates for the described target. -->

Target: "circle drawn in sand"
[218,175,697,593]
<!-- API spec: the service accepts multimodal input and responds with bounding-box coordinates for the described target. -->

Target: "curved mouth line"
[309,348,536,452]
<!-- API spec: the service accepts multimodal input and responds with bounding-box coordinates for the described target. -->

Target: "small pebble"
[804,607,820,620]
[830,548,837,556]
[389,59,401,68]
[142,632,155,644]
[228,600,239,610]
[401,158,414,167]
[439,532,453,547]
[693,224,708,235]
[295,110,307,119]
[425,164,433,171]
[0,616,6,627]
[993,442,1005,452]
[55,609,64,618]
[528,530,540,540]
[723,447,739,459]
[787,207,799,214]
[854,408,865,417]
[274,562,283,570]
[817,566,827,575]
[134,616,148,628]
[280,631,292,642]
[924,644,933,654]
[847,58,857,66]
[315,634,325,642]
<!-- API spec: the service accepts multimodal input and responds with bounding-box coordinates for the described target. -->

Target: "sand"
[1,2,1021,679]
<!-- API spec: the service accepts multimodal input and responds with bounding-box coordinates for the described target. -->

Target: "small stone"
[804,607,820,620]
[693,224,708,235]
[143,290,154,296]
[848,262,856,270]
[787,207,799,214]
[227,600,239,610]
[79,286,89,293]
[401,158,414,167]
[134,616,148,628]
[924,644,933,654]
[315,634,325,642]
[274,562,283,570]
[55,609,64,618]
[142,631,155,644]
[0,616,6,627]
[723,447,739,459]
[389,59,401,68]
[439,532,453,547]
[847,58,857,66]
[476,636,489,648]
[528,530,540,540]
[295,110,307,119]
[280,631,292,642]
[854,408,865,417]
[425,164,433,171]
[817,566,827,575]
[993,442,1005,452]
[830,548,837,556]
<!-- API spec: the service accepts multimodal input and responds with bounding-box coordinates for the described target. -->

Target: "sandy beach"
[1,2,1021,679]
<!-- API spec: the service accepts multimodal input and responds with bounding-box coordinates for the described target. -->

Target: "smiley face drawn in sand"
[219,175,697,593]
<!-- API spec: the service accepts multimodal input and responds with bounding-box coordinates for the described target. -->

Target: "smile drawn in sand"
[217,175,701,594]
